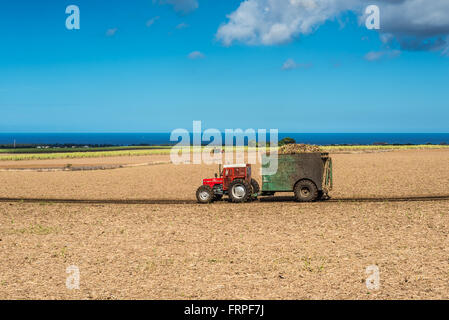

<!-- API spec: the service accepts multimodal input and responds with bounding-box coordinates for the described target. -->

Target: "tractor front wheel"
[196,185,214,204]
[229,179,251,203]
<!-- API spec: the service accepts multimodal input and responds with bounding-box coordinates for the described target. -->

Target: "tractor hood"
[203,178,223,185]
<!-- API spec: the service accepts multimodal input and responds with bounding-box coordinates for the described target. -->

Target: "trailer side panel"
[261,153,325,192]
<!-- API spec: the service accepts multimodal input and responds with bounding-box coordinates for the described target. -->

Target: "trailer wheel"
[294,180,318,202]
[250,179,260,199]
[229,179,251,203]
[196,185,214,204]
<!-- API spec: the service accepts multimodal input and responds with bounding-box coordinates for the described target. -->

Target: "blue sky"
[0,0,448,133]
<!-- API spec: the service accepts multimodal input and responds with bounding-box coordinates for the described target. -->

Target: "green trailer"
[260,152,333,201]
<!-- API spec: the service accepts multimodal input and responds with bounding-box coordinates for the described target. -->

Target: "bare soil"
[0,149,448,200]
[0,155,171,169]
[0,149,448,299]
[1,201,448,299]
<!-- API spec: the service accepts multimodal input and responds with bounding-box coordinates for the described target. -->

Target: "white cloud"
[443,45,449,57]
[364,50,401,61]
[281,58,312,70]
[188,51,205,59]
[364,0,449,53]
[370,0,449,37]
[216,0,449,54]
[216,0,360,46]
[176,23,189,29]
[146,16,160,27]
[106,28,118,37]
[282,58,297,70]
[158,0,198,14]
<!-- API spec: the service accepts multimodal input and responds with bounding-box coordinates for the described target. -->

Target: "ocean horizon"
[0,133,448,146]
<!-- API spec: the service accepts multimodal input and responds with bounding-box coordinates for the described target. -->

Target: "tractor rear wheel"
[196,185,214,204]
[229,179,251,203]
[294,180,318,202]
[250,179,260,199]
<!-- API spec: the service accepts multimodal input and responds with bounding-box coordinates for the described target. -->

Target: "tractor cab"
[196,164,259,203]
[222,164,251,189]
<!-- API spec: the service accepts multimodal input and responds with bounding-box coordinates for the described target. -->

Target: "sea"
[0,133,448,146]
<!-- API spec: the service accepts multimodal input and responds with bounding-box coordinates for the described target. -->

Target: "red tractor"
[196,164,260,203]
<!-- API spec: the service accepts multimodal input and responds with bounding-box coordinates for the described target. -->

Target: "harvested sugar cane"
[278,144,321,154]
